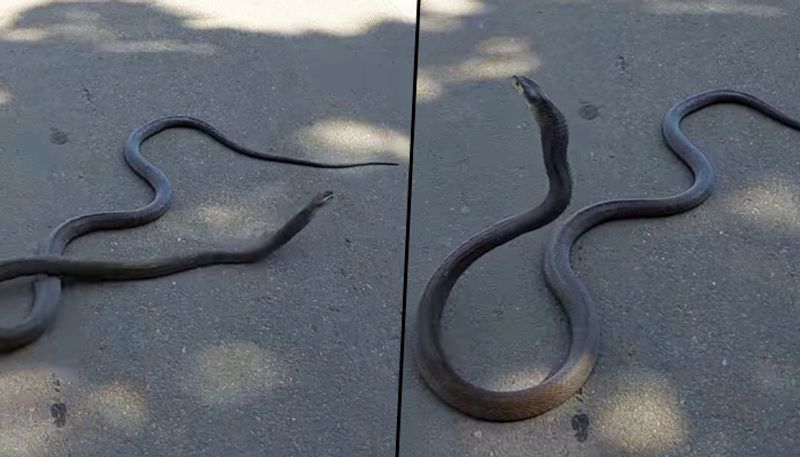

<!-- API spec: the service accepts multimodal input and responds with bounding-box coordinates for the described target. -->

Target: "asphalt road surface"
[3,1,800,456]
[400,1,800,456]
[0,1,414,456]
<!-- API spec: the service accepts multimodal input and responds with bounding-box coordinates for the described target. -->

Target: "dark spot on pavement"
[578,102,599,120]
[51,402,67,427]
[49,129,68,145]
[571,413,590,442]
[616,55,628,73]
[81,83,94,104]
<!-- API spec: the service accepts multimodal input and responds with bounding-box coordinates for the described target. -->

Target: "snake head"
[511,75,554,123]
[311,191,335,209]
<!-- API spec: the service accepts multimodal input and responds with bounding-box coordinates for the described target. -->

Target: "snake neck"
[540,114,572,210]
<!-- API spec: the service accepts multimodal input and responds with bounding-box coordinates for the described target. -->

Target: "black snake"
[415,76,800,421]
[0,116,397,352]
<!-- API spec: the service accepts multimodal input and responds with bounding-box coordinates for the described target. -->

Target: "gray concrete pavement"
[0,1,414,456]
[401,1,800,456]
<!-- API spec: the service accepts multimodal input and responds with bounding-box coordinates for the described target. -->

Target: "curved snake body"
[415,81,800,421]
[0,116,396,352]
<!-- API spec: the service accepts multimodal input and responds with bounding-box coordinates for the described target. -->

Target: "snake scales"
[0,116,397,352]
[415,76,800,421]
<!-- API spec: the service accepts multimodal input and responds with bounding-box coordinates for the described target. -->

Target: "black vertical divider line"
[394,0,423,456]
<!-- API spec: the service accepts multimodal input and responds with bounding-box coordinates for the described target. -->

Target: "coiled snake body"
[0,116,396,352]
[415,77,800,421]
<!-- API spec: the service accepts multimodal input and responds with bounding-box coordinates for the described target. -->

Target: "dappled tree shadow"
[0,1,414,456]
[400,0,800,456]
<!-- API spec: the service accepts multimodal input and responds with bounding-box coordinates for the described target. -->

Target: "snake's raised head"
[511,75,555,124]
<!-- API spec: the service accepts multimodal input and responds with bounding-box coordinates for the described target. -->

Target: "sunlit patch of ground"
[723,177,800,229]
[182,340,287,406]
[295,118,409,162]
[643,0,784,17]
[595,369,688,453]
[0,0,417,45]
[417,37,541,102]
[145,0,416,36]
[420,0,490,32]
[84,382,151,431]
[0,368,73,457]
